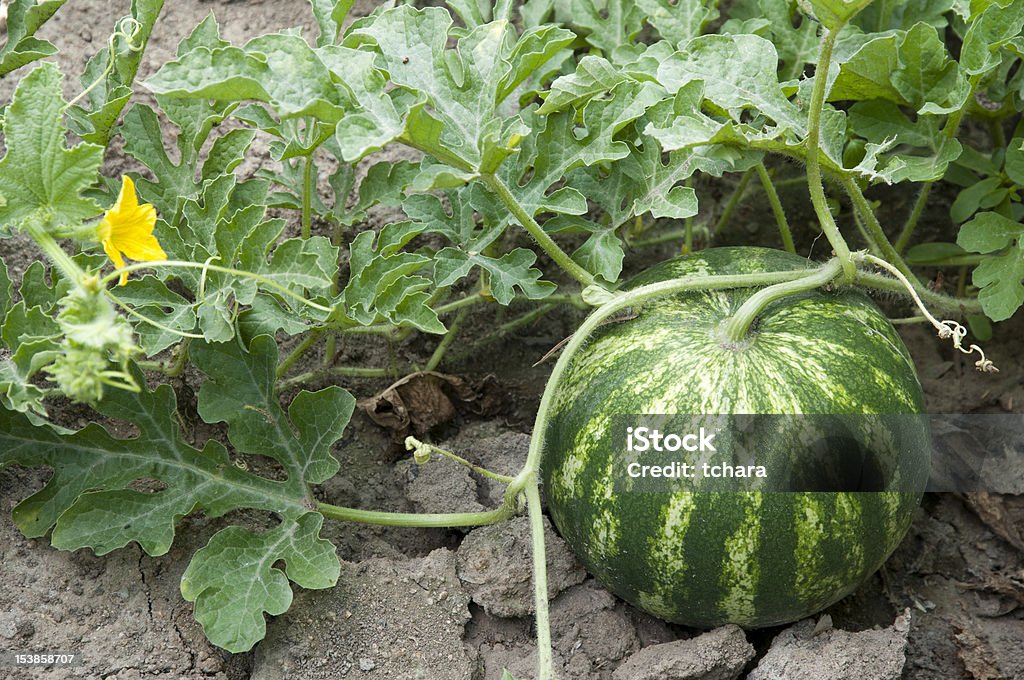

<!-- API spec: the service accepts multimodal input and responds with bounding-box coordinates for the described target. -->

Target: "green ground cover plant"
[0,0,1019,677]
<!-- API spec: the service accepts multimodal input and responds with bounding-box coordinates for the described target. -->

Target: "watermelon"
[541,247,930,628]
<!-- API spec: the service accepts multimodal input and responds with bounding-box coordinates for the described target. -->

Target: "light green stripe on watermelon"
[542,247,930,629]
[718,492,763,621]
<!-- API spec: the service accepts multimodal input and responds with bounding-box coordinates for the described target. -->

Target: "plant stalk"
[482,173,599,290]
[755,162,795,254]
[525,479,555,680]
[302,154,315,240]
[720,258,843,344]
[893,183,932,254]
[713,166,754,236]
[317,501,513,528]
[805,28,856,282]
[23,218,86,285]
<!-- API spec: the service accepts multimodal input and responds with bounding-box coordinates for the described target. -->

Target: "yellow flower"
[97,175,165,285]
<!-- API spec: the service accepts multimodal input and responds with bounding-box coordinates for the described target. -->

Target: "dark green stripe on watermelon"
[542,247,929,628]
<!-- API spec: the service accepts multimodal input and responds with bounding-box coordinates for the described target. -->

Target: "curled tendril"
[937,320,998,373]
[66,17,145,110]
[859,253,998,374]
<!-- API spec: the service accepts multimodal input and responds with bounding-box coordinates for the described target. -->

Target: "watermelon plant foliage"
[0,0,1019,677]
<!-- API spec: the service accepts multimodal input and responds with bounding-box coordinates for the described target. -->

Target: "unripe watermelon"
[542,247,929,628]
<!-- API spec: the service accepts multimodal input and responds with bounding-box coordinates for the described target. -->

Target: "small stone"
[612,625,753,680]
[359,657,376,671]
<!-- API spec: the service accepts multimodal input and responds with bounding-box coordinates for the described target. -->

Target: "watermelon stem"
[404,435,517,484]
[524,479,556,680]
[481,172,602,292]
[719,258,845,344]
[805,27,857,284]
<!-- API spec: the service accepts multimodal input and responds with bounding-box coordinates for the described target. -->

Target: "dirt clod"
[611,625,753,680]
[747,612,911,680]
[457,516,585,618]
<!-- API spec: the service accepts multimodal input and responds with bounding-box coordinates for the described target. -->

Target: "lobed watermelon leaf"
[0,0,66,77]
[957,211,1024,322]
[0,63,103,236]
[0,336,354,652]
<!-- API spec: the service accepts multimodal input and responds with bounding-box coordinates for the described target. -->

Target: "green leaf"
[202,128,257,183]
[67,0,164,146]
[554,0,645,55]
[345,6,572,168]
[0,358,48,416]
[182,513,340,653]
[960,0,1024,76]
[121,97,244,220]
[310,0,354,46]
[0,0,65,76]
[1004,137,1024,185]
[498,24,575,103]
[644,82,767,176]
[113,277,197,356]
[434,248,556,304]
[340,222,445,332]
[829,24,967,114]
[957,211,1024,321]
[636,0,719,45]
[798,0,873,29]
[723,0,819,80]
[904,241,968,265]
[571,229,626,283]
[0,63,103,235]
[538,56,632,114]
[0,259,52,415]
[320,46,406,161]
[504,81,664,217]
[158,176,336,342]
[657,34,806,134]
[957,211,1024,252]
[891,23,966,113]
[951,177,1005,223]
[0,258,10,322]
[0,336,353,651]
[238,294,310,344]
[145,33,350,122]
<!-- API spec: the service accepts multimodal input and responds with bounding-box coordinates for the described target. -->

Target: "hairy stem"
[482,173,599,290]
[854,270,983,315]
[302,154,315,240]
[317,501,513,528]
[525,479,555,680]
[713,166,754,236]
[720,259,843,344]
[424,308,467,371]
[841,176,915,279]
[277,364,401,390]
[277,331,323,379]
[405,436,516,484]
[893,183,932,254]
[103,260,334,314]
[806,28,855,282]
[755,162,795,254]
[23,218,85,285]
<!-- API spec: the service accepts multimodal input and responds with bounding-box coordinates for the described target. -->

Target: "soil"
[1,2,1023,680]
